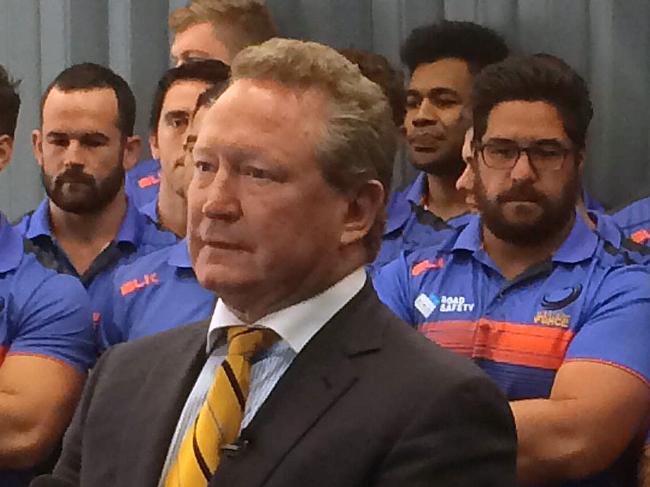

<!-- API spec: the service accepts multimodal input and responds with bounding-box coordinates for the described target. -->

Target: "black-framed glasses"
[476,141,573,172]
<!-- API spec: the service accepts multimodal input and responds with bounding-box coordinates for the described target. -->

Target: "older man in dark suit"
[32,39,516,487]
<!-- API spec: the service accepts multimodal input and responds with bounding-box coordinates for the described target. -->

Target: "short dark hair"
[41,63,136,136]
[472,54,594,150]
[149,59,231,133]
[0,65,21,138]
[339,48,406,127]
[193,82,229,116]
[401,20,509,75]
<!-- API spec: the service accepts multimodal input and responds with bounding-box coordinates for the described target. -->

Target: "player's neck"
[424,172,470,221]
[158,180,187,238]
[481,214,575,281]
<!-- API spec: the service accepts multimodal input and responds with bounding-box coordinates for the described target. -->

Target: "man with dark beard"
[15,63,176,336]
[372,21,509,270]
[374,55,650,486]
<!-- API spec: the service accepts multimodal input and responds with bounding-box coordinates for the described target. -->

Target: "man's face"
[151,80,211,197]
[187,79,353,311]
[456,127,477,208]
[179,105,209,199]
[171,22,231,66]
[34,87,126,215]
[474,100,581,245]
[404,58,473,177]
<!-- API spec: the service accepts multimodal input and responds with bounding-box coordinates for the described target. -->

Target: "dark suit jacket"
[33,283,517,487]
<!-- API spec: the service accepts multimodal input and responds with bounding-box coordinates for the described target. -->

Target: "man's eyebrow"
[164,110,190,121]
[46,131,109,140]
[426,87,460,98]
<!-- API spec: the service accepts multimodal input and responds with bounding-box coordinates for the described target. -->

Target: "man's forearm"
[0,390,47,469]
[510,397,630,485]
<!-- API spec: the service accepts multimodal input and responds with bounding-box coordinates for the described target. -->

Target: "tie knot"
[226,326,279,357]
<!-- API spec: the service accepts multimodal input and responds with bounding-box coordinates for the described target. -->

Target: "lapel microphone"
[221,437,251,457]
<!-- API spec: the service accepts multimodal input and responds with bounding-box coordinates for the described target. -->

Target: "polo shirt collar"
[384,172,472,234]
[24,199,53,240]
[139,193,159,225]
[167,238,192,269]
[552,213,598,264]
[26,197,144,247]
[0,213,24,273]
[452,211,598,264]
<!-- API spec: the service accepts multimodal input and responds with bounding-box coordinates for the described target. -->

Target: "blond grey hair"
[231,38,397,260]
[169,0,277,58]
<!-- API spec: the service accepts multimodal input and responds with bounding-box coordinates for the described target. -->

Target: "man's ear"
[576,148,586,176]
[340,180,385,246]
[122,135,142,171]
[31,129,44,168]
[149,132,160,161]
[0,135,14,172]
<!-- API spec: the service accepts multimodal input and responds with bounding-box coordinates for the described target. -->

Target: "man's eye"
[242,166,271,180]
[170,118,188,129]
[195,161,214,173]
[488,146,518,159]
[406,97,421,109]
[433,97,458,108]
[50,139,68,147]
[532,147,564,159]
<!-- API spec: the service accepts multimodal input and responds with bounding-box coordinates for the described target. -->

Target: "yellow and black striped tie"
[164,326,278,487]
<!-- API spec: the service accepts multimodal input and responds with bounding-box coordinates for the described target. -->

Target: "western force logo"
[534,310,570,328]
[414,293,474,318]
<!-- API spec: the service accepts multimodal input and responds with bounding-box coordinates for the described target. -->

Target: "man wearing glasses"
[373,55,650,486]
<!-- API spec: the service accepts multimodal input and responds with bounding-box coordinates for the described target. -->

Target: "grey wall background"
[0,0,648,219]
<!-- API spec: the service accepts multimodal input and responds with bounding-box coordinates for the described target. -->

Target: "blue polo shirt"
[102,239,215,349]
[14,198,177,335]
[373,214,650,486]
[0,213,95,487]
[125,158,160,211]
[373,172,473,271]
[612,195,650,246]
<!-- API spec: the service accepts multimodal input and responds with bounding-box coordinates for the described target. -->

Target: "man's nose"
[412,99,439,128]
[509,151,537,182]
[63,140,84,167]
[201,169,242,222]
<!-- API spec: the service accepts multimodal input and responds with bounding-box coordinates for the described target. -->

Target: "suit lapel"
[212,283,386,487]
[116,321,210,487]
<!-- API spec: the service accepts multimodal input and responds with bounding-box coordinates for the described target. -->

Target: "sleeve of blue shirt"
[371,252,417,325]
[566,265,650,384]
[9,272,96,373]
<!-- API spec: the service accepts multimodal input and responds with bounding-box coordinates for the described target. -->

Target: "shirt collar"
[167,238,192,269]
[452,215,482,253]
[24,199,53,239]
[384,173,471,234]
[590,211,622,249]
[452,212,598,264]
[0,213,24,273]
[139,193,159,225]
[25,197,144,247]
[207,267,367,353]
[551,213,599,263]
